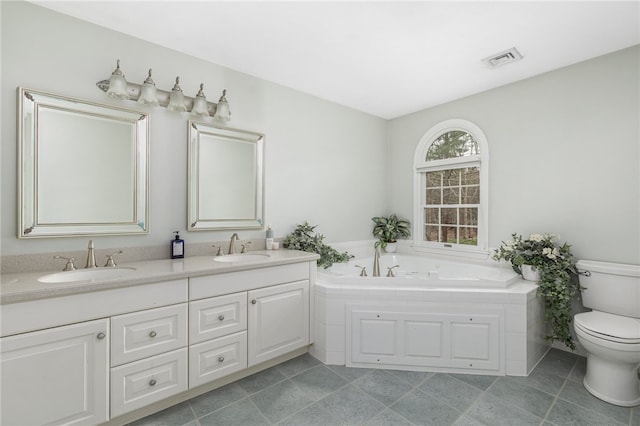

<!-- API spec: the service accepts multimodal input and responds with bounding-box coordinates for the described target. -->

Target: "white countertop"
[1,250,319,305]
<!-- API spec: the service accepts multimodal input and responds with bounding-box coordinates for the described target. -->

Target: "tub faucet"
[85,240,97,269]
[228,233,239,254]
[373,247,380,277]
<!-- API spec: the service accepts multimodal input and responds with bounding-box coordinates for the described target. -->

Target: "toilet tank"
[577,260,640,318]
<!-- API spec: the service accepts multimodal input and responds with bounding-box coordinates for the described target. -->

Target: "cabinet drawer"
[189,331,247,388]
[189,293,247,344]
[110,348,188,418]
[111,304,187,366]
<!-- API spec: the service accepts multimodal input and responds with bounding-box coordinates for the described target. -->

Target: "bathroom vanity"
[0,250,318,425]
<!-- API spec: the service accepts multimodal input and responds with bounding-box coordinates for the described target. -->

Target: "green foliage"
[371,214,411,249]
[494,233,582,350]
[283,222,353,269]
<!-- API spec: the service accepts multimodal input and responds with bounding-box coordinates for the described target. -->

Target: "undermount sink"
[38,267,136,283]
[213,254,270,263]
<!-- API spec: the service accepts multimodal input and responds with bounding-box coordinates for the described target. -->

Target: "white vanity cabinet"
[0,319,109,426]
[189,262,313,382]
[248,280,309,366]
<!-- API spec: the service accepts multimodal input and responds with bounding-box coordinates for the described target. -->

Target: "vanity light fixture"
[96,60,231,120]
[191,84,210,118]
[167,77,187,112]
[212,89,231,121]
[137,69,159,107]
[106,59,130,100]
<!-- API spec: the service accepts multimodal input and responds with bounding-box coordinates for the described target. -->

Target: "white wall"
[388,46,640,264]
[1,1,388,256]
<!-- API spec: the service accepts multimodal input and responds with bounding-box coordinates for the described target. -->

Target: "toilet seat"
[574,311,640,344]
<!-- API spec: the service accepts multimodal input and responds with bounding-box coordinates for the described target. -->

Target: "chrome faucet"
[228,233,239,254]
[373,247,380,277]
[85,240,97,268]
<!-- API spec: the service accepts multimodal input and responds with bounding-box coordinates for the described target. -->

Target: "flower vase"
[521,264,540,282]
[384,242,397,253]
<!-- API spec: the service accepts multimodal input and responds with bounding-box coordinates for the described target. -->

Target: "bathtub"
[312,252,547,376]
[318,253,520,288]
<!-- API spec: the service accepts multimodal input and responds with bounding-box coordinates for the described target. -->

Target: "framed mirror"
[18,87,149,238]
[188,121,264,230]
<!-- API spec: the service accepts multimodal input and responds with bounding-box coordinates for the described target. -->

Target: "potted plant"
[493,233,582,350]
[371,214,411,252]
[283,222,353,269]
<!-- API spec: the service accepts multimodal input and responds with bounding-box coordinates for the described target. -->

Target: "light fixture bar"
[96,79,220,116]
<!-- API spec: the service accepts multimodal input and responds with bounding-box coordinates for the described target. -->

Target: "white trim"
[413,119,489,257]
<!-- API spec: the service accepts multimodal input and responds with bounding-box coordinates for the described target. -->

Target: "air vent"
[482,47,523,69]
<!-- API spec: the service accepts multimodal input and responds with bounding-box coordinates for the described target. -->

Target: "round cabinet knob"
[149,331,157,338]
[218,356,225,363]
[218,315,225,321]
[149,379,157,387]
[251,299,257,305]
[96,332,106,340]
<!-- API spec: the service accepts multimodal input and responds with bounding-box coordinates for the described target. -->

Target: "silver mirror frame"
[188,121,264,231]
[18,87,150,238]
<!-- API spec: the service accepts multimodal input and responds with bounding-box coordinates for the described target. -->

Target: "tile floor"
[129,349,640,426]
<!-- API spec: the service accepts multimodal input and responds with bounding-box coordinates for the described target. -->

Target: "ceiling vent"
[482,47,523,69]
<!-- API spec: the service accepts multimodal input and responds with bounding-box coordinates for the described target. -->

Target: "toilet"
[574,260,640,407]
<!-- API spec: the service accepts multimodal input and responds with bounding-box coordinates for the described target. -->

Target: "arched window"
[413,119,489,257]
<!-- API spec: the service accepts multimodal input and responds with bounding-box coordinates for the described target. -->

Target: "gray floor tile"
[317,384,386,425]
[390,388,462,426]
[448,373,497,391]
[420,373,482,412]
[198,398,269,426]
[250,379,316,423]
[355,369,414,406]
[188,382,248,418]
[559,379,632,424]
[127,401,195,426]
[278,402,339,426]
[464,393,542,426]
[276,353,321,378]
[237,365,287,394]
[487,377,554,418]
[533,348,579,379]
[365,408,414,426]
[507,368,566,396]
[290,365,348,400]
[327,364,374,382]
[568,356,587,384]
[452,414,488,426]
[387,369,433,387]
[547,399,627,426]
[632,406,640,426]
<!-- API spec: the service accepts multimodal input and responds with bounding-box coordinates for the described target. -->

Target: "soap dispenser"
[266,225,274,250]
[171,231,185,259]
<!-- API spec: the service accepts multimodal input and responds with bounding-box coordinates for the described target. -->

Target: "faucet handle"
[53,255,77,271]
[386,265,400,277]
[241,242,252,253]
[212,245,224,256]
[104,250,123,267]
[355,265,368,277]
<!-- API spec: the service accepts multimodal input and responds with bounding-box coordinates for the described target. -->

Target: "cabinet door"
[248,280,309,367]
[1,319,109,426]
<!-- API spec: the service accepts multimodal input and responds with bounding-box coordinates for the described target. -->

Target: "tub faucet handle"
[355,265,368,277]
[386,265,399,277]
